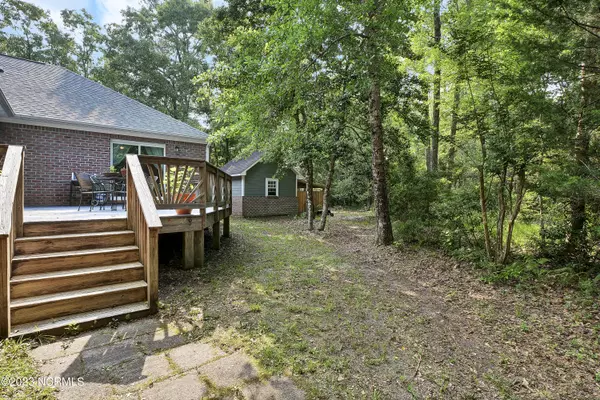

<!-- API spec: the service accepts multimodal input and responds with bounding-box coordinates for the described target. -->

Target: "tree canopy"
[2,0,600,281]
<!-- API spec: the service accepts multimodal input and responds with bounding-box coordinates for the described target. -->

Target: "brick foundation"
[0,122,206,206]
[242,196,298,217]
[232,196,243,216]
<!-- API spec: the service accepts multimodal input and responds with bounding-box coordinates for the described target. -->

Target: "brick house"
[0,54,207,206]
[221,152,300,217]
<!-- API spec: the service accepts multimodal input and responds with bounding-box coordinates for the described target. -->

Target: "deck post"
[212,220,220,250]
[223,216,230,238]
[194,229,204,268]
[183,231,195,269]
[148,228,159,313]
[0,236,10,338]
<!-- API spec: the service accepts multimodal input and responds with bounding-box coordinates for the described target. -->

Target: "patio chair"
[112,179,127,210]
[89,175,111,211]
[75,172,94,211]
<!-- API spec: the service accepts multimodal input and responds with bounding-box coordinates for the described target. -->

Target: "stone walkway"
[30,318,305,400]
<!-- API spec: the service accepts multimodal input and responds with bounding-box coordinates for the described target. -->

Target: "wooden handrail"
[126,154,162,313]
[0,145,24,337]
[126,155,162,229]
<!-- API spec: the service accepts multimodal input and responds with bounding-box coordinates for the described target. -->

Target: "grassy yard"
[157,211,600,399]
[2,211,599,399]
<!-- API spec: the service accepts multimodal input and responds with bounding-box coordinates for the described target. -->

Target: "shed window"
[266,178,279,197]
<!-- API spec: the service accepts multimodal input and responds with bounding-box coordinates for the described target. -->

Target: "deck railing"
[126,154,162,313]
[126,154,232,311]
[136,155,232,212]
[0,145,25,337]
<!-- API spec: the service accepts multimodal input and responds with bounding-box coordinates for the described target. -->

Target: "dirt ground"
[157,211,600,399]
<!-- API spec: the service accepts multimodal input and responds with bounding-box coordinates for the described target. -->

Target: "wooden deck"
[1,147,232,337]
[24,206,226,222]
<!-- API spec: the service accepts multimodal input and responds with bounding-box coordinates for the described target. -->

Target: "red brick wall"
[0,122,206,206]
[242,196,298,217]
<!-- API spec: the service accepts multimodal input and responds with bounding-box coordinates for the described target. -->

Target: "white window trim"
[110,139,166,168]
[295,175,299,197]
[241,176,245,196]
[265,178,279,197]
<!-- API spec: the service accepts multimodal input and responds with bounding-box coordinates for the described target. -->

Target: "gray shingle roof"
[221,151,263,175]
[0,54,207,141]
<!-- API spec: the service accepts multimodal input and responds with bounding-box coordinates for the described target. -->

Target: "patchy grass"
[157,212,600,399]
[0,339,56,399]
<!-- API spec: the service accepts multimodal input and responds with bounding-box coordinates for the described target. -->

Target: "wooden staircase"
[8,219,150,337]
[1,146,232,338]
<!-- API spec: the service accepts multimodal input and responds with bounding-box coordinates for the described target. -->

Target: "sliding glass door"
[111,140,165,170]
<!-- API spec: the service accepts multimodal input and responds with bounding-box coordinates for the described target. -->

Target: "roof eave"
[0,88,15,117]
[0,115,207,144]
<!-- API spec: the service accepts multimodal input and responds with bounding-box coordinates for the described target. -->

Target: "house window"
[111,140,165,170]
[266,178,279,197]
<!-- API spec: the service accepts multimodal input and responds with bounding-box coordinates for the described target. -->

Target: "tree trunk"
[365,0,393,245]
[305,159,315,231]
[495,164,508,261]
[369,79,394,245]
[569,59,591,252]
[447,84,460,180]
[318,154,336,231]
[478,134,493,259]
[501,169,526,264]
[431,0,441,173]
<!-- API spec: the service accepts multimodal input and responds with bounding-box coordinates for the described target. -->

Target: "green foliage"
[98,0,212,125]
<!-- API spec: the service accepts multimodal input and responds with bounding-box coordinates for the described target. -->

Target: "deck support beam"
[194,229,204,268]
[0,237,10,338]
[212,221,220,250]
[223,216,230,238]
[183,231,195,269]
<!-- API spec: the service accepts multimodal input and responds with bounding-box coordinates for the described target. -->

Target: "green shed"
[221,152,300,217]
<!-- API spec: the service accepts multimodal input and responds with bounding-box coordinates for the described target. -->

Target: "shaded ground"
[159,211,599,399]
[20,318,304,400]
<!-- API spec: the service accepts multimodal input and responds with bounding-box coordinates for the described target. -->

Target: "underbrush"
[392,213,600,303]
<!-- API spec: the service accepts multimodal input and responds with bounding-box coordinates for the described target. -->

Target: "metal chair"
[89,175,111,211]
[76,173,94,211]
[112,178,127,210]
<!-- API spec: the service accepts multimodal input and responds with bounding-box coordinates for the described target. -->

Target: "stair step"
[10,281,148,325]
[12,246,140,276]
[10,262,144,299]
[15,231,135,255]
[23,219,128,237]
[10,302,150,337]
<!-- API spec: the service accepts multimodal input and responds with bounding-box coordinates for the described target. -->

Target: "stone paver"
[30,319,193,362]
[54,381,113,400]
[198,351,259,388]
[105,353,171,386]
[242,377,305,400]
[142,329,187,352]
[28,317,304,400]
[80,338,143,372]
[141,373,207,400]
[39,353,84,377]
[168,342,225,371]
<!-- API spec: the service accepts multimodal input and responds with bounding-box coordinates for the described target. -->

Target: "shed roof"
[0,54,207,142]
[221,151,263,176]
